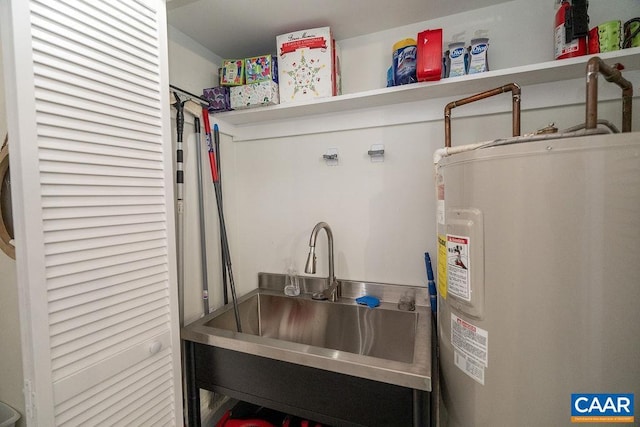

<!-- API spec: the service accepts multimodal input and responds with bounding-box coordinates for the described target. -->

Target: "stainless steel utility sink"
[182,273,432,391]
[205,292,417,363]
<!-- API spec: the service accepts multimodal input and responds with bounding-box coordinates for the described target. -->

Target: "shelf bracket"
[367,144,385,163]
[323,148,338,166]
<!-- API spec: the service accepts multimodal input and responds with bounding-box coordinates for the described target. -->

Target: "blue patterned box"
[245,55,278,84]
[202,86,231,112]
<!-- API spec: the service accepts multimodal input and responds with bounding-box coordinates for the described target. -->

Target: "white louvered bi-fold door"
[2,0,182,425]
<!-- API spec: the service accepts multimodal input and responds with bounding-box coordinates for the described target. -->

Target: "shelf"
[214,48,640,127]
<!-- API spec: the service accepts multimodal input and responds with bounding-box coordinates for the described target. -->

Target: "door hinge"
[23,379,35,421]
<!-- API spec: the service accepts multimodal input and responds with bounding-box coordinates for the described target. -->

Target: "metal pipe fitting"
[585,57,633,133]
[444,83,521,148]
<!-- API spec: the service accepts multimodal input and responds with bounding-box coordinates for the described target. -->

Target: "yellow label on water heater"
[437,234,447,299]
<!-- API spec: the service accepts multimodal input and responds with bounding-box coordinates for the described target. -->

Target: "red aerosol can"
[555,0,588,59]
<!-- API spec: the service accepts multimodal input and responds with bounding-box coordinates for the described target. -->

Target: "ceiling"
[166,0,510,59]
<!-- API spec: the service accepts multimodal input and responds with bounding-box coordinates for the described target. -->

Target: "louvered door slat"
[42,196,166,209]
[38,126,164,153]
[39,137,163,161]
[4,0,181,423]
[52,321,169,379]
[45,230,166,254]
[49,270,166,308]
[40,0,158,44]
[41,185,165,198]
[35,69,161,119]
[30,7,159,74]
[54,355,171,417]
[52,333,173,406]
[92,376,173,426]
[47,248,167,280]
[108,385,174,426]
[48,265,167,302]
[35,84,162,128]
[47,255,167,291]
[44,222,166,243]
[50,289,167,339]
[50,307,168,362]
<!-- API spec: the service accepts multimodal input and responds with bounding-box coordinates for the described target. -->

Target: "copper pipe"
[444,83,521,148]
[585,57,633,133]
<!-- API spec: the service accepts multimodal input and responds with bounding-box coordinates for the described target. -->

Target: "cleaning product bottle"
[447,42,468,77]
[468,30,490,74]
[446,32,468,78]
[392,38,417,85]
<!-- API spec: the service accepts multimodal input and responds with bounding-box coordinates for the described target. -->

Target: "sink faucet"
[304,222,340,301]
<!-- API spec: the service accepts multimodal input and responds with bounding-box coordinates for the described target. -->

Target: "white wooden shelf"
[214,48,640,127]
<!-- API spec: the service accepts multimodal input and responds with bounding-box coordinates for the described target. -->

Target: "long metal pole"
[173,93,188,425]
[194,117,210,314]
[211,178,242,332]
[173,92,185,327]
[214,124,229,305]
[202,110,242,332]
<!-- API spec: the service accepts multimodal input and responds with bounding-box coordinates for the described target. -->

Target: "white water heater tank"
[436,132,640,426]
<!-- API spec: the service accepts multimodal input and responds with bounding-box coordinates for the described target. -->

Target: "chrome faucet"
[304,222,340,301]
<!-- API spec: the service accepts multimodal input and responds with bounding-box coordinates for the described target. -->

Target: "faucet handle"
[311,278,340,301]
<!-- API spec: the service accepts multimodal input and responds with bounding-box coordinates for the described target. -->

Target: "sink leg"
[185,340,201,427]
[413,389,429,427]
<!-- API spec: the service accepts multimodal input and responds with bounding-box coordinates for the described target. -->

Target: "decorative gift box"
[220,59,245,86]
[245,55,278,84]
[202,86,231,112]
[230,81,279,109]
[276,27,341,103]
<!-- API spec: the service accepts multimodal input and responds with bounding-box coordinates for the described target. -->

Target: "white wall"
[167,0,640,316]
[223,0,640,296]
[0,3,636,421]
[167,26,229,324]
[227,101,639,295]
[339,0,637,93]
[0,27,26,427]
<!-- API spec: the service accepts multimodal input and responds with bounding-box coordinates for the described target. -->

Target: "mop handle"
[201,108,219,183]
[214,123,221,175]
[424,252,437,314]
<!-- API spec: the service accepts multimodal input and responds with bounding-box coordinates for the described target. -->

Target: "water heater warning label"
[452,313,488,385]
[454,350,485,385]
[446,234,471,301]
[437,235,448,299]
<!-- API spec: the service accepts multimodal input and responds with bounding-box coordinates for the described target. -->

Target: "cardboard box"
[221,59,245,86]
[276,27,340,103]
[230,81,279,109]
[202,87,231,112]
[245,55,278,84]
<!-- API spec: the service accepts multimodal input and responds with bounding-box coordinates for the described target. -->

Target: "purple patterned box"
[202,86,231,112]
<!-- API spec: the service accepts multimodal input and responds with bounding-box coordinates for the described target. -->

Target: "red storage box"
[416,29,443,82]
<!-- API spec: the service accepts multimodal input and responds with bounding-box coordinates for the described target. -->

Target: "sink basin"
[182,273,432,391]
[205,292,417,363]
